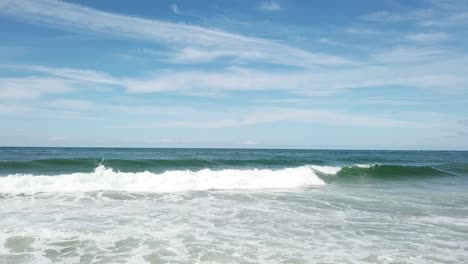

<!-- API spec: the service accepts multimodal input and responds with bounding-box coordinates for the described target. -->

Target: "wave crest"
[0,165,325,194]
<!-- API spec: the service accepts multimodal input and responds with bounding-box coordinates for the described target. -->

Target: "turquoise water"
[0,148,467,263]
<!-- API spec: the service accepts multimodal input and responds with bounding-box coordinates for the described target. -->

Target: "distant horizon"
[1,145,467,152]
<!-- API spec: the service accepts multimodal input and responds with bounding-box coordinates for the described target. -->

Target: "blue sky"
[0,0,467,149]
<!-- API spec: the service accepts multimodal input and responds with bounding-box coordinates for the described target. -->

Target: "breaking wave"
[0,165,325,194]
[0,162,460,195]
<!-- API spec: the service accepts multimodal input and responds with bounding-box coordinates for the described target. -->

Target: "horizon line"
[1,146,466,152]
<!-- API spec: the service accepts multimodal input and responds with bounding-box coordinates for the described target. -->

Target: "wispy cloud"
[259,1,282,11]
[0,64,118,99]
[124,53,468,95]
[421,11,468,27]
[371,46,449,63]
[241,140,258,146]
[361,3,468,28]
[1,64,118,84]
[4,55,468,97]
[1,1,467,100]
[361,10,417,23]
[0,0,347,68]
[143,108,427,129]
[406,33,449,43]
[459,120,468,126]
[170,3,183,15]
[2,96,433,131]
[167,48,266,64]
[47,99,96,110]
[0,0,466,149]
[0,77,73,99]
[318,38,342,46]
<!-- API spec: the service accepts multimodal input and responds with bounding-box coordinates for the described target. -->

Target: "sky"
[0,0,467,150]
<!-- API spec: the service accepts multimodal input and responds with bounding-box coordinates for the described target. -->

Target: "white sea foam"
[354,164,375,168]
[307,164,378,175]
[308,165,342,175]
[0,165,325,194]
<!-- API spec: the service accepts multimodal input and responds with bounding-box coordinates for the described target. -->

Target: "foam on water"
[308,165,342,174]
[0,165,325,194]
[355,164,374,168]
[1,185,467,263]
[308,164,376,175]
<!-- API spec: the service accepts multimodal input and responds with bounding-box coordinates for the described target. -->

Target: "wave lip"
[308,165,342,175]
[0,165,325,194]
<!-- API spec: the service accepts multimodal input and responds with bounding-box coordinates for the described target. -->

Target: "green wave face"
[337,164,451,178]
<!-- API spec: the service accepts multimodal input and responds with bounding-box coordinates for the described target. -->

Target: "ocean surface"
[0,147,467,263]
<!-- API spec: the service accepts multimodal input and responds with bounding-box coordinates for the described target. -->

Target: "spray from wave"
[0,165,325,194]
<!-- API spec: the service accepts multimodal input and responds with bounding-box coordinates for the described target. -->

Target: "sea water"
[0,148,467,263]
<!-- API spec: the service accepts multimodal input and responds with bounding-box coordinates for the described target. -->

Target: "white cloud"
[170,3,183,15]
[241,140,257,146]
[406,33,449,43]
[361,3,468,28]
[1,64,118,84]
[0,64,120,100]
[0,98,202,123]
[0,0,349,68]
[143,108,427,129]
[5,50,468,99]
[0,77,73,99]
[459,120,468,126]
[421,11,468,27]
[318,38,341,46]
[361,11,414,23]
[259,1,281,11]
[371,46,449,63]
[0,103,32,115]
[168,48,266,64]
[121,54,468,95]
[47,99,95,110]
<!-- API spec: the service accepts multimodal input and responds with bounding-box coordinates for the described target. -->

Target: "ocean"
[0,147,467,263]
